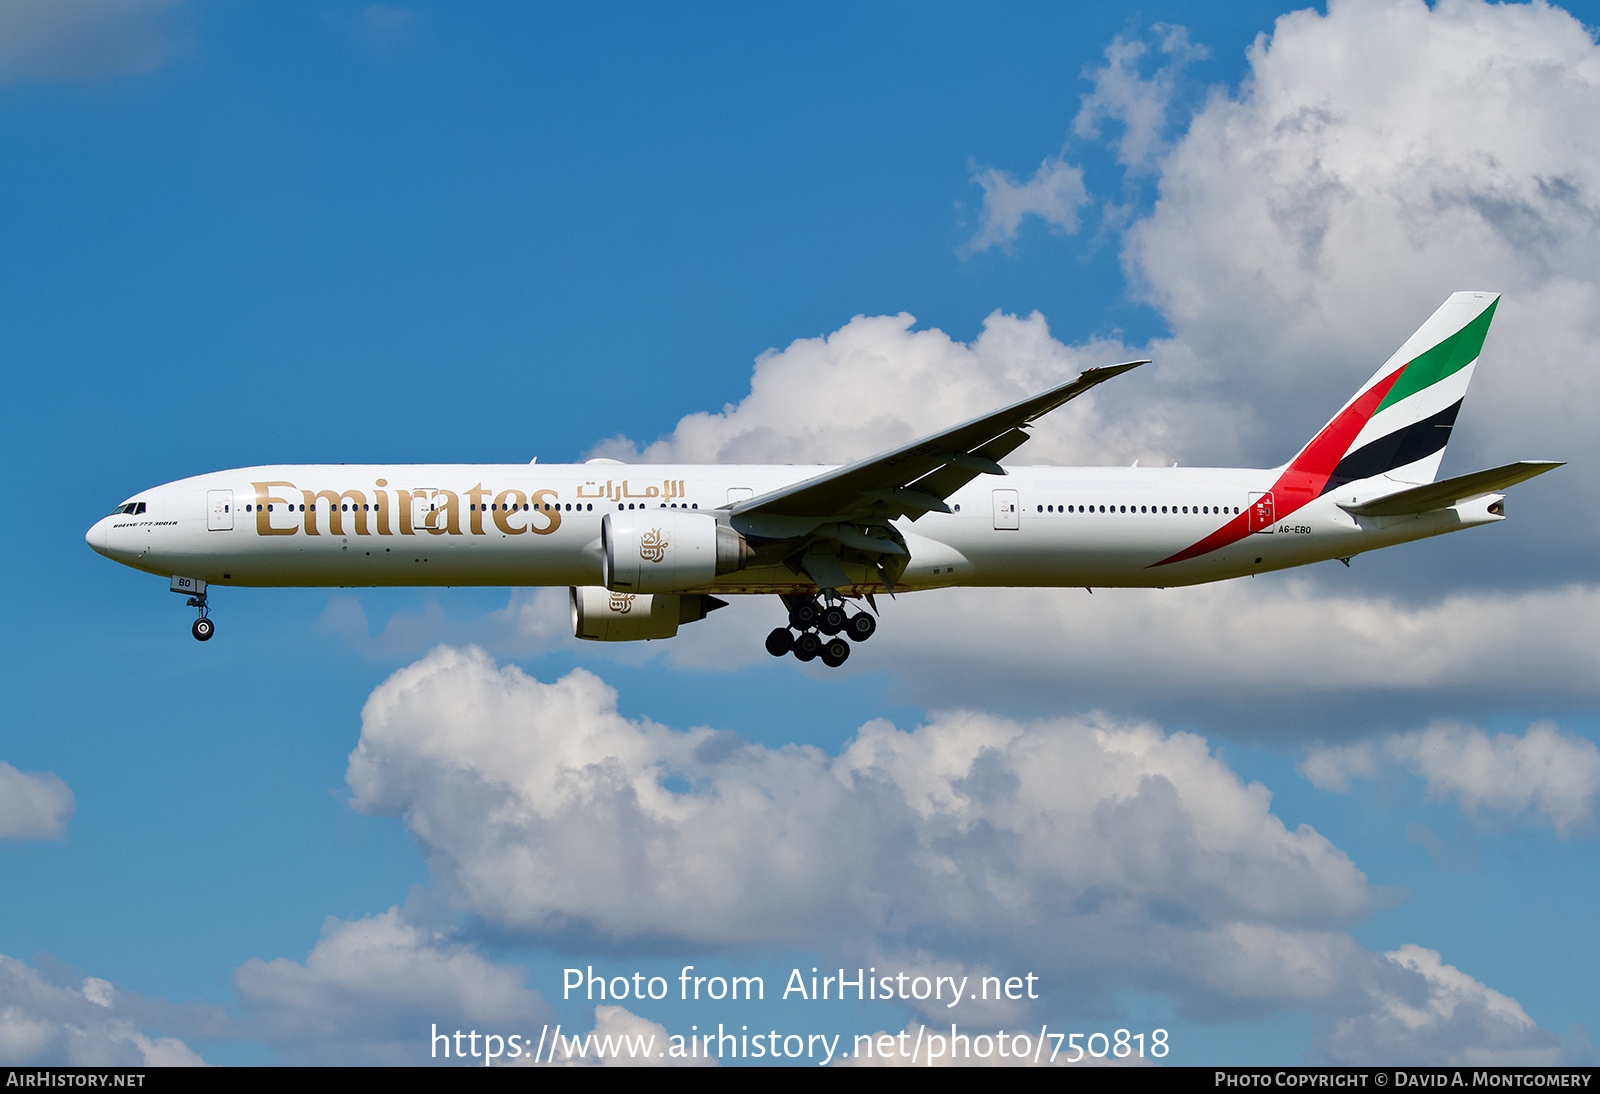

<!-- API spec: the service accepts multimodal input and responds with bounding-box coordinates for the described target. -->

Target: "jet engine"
[570,586,726,641]
[601,509,754,593]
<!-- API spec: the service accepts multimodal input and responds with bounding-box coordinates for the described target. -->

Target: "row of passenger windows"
[141,496,1243,519]
[118,495,1241,521]
[240,502,664,513]
[246,503,382,512]
[1036,504,1240,515]
[241,501,711,514]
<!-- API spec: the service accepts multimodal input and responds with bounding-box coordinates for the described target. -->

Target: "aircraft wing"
[729,361,1147,531]
[1337,460,1563,517]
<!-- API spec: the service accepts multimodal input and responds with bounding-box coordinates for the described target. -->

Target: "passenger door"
[992,489,1020,530]
[206,490,234,531]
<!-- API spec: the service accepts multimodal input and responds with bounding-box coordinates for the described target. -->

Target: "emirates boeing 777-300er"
[87,292,1559,667]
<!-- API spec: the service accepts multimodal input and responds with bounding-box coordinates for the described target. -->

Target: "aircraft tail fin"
[1281,292,1499,497]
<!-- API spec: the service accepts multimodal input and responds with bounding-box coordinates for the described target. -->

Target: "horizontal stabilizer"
[1338,461,1563,517]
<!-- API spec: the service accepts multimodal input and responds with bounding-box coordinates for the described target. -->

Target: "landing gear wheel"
[793,632,822,662]
[819,605,847,635]
[765,627,795,657]
[192,617,215,642]
[845,611,877,642]
[788,601,820,630]
[821,638,850,667]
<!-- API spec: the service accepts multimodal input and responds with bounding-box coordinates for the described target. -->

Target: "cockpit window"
[110,502,147,516]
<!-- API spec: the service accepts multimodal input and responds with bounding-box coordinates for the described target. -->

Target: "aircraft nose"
[86,517,108,556]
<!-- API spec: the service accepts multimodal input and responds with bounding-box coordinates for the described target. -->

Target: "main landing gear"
[765,593,877,668]
[171,576,214,642]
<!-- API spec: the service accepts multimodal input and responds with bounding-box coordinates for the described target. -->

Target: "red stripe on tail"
[1151,369,1403,568]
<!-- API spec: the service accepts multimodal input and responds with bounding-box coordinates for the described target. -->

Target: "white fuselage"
[84,463,1500,595]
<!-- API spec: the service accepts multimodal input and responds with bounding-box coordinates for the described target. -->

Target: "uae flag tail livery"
[1154,292,1551,569]
[1295,291,1495,497]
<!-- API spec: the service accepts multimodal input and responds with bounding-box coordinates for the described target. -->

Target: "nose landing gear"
[171,575,215,642]
[767,593,875,668]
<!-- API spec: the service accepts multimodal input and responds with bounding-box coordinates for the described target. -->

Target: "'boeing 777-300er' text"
[87,292,1559,667]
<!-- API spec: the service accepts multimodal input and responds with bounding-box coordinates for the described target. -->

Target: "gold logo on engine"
[609,592,636,613]
[639,528,668,562]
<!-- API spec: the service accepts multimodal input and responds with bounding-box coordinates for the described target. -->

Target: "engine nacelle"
[570,586,726,641]
[601,509,753,593]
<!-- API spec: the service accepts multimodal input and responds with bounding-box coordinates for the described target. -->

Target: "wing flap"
[902,427,1032,507]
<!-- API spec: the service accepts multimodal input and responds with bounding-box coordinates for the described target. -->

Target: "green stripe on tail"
[1375,297,1497,413]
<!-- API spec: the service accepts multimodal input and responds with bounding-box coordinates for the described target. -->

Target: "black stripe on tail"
[1320,400,1463,495]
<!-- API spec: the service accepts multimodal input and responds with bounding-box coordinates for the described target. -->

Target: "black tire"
[821,638,851,667]
[765,627,794,657]
[788,601,820,630]
[793,631,822,662]
[192,617,215,642]
[845,611,877,642]
[819,605,847,635]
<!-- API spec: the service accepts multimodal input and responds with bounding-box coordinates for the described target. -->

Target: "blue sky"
[3,0,1600,1066]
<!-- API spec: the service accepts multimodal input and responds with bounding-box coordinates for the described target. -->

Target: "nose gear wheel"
[183,586,215,642]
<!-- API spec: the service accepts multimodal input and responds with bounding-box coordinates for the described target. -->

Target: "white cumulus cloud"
[1123,0,1600,488]
[331,580,1600,722]
[347,647,1375,1014]
[232,907,553,1065]
[0,954,207,1066]
[339,647,1581,1060]
[1314,945,1569,1064]
[1303,721,1600,837]
[1073,25,1209,173]
[584,308,1243,474]
[0,762,75,841]
[961,158,1091,255]
[866,581,1600,711]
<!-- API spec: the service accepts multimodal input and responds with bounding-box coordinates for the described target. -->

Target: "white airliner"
[87,292,1557,666]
